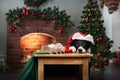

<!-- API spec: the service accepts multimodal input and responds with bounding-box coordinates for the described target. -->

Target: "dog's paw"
[69,46,76,52]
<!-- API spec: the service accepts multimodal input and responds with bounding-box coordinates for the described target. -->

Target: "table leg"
[38,59,44,80]
[83,59,89,80]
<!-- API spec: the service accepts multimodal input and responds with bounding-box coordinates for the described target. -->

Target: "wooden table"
[34,53,93,80]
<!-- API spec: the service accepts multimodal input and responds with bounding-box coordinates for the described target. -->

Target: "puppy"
[70,39,92,53]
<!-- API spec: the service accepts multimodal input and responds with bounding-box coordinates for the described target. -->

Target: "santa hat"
[68,32,94,45]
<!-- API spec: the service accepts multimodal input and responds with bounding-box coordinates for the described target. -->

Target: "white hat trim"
[72,32,94,44]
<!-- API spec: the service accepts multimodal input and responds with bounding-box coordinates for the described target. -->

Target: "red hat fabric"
[68,32,94,45]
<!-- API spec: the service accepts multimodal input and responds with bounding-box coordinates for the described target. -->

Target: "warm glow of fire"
[20,33,56,63]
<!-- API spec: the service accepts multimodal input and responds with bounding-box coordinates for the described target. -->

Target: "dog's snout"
[78,49,82,53]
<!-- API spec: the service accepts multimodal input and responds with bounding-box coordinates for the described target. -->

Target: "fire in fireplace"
[20,33,56,63]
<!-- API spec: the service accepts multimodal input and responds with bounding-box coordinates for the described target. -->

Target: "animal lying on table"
[65,32,94,53]
[41,43,65,54]
[70,39,92,53]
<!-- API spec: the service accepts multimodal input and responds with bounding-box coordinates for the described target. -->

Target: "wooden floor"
[0,63,120,80]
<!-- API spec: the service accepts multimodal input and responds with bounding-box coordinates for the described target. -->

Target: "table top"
[34,53,93,58]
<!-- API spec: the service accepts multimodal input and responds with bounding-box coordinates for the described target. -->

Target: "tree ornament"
[97,52,101,56]
[15,14,19,19]
[103,50,107,53]
[87,27,91,31]
[98,36,103,41]
[99,56,105,60]
[94,62,99,68]
[81,15,87,18]
[92,18,95,21]
[97,44,100,47]
[85,20,89,23]
[95,8,99,11]
[88,13,92,16]
[95,17,99,21]
[106,44,110,49]
[104,59,109,66]
[96,28,99,31]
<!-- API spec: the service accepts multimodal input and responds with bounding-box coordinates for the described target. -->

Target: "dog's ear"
[70,40,77,46]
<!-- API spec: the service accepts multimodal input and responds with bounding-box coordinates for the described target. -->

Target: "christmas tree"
[77,0,116,70]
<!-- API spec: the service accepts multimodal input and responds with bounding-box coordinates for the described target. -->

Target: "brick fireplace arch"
[7,18,68,69]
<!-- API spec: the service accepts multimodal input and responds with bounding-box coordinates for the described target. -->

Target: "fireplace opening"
[20,33,56,63]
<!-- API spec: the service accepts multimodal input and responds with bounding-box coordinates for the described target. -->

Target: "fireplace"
[7,18,68,69]
[20,33,56,63]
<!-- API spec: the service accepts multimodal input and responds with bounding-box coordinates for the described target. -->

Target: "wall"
[102,6,112,40]
[112,5,120,51]
[0,0,24,65]
[102,4,120,52]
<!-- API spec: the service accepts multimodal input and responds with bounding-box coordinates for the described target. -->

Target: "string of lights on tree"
[6,0,74,34]
[77,0,116,71]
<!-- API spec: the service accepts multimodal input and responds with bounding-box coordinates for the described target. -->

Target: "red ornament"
[95,8,99,11]
[25,10,29,16]
[104,59,109,66]
[85,20,89,23]
[22,7,27,14]
[106,44,110,48]
[11,25,17,32]
[87,27,91,31]
[97,52,101,56]
[95,17,99,21]
[103,50,107,53]
[15,15,19,19]
[36,2,41,6]
[58,28,63,34]
[22,7,29,16]
[98,36,103,41]
[81,15,87,18]
[94,62,99,68]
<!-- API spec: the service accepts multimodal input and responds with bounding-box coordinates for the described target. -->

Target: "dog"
[69,39,92,53]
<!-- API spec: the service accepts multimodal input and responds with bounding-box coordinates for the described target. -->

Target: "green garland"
[24,0,48,7]
[6,6,74,33]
